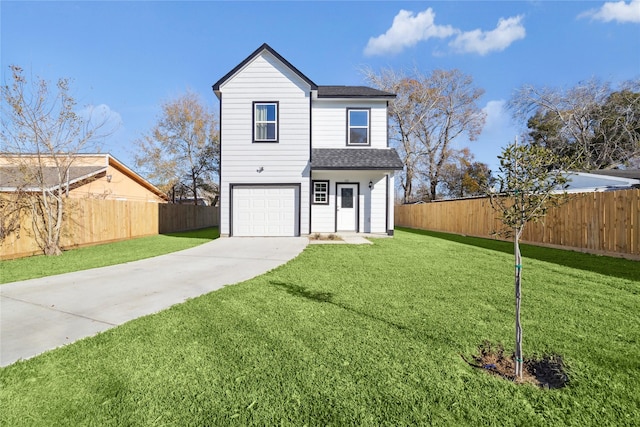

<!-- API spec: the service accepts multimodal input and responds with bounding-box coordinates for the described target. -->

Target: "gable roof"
[317,86,395,99]
[212,44,396,100]
[311,148,404,170]
[0,154,169,200]
[212,43,318,93]
[0,165,106,191]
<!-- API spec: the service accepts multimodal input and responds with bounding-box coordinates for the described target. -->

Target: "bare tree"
[364,67,485,201]
[488,138,571,380]
[593,82,640,167]
[416,69,486,200]
[134,90,219,204]
[510,78,640,169]
[362,67,435,203]
[1,66,114,255]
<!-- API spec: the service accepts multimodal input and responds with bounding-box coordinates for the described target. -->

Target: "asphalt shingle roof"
[0,166,105,190]
[311,148,404,170]
[317,86,396,98]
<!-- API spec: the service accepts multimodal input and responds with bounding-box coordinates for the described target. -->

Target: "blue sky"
[2,1,639,172]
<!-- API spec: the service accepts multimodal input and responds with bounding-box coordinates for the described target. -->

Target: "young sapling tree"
[488,137,570,379]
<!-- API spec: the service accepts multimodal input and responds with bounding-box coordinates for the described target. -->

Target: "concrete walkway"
[0,237,308,367]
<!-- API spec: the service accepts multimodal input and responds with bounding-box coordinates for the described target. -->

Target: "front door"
[336,183,358,231]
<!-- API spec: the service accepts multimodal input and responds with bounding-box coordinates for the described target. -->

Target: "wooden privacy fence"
[1,199,220,260]
[395,189,640,259]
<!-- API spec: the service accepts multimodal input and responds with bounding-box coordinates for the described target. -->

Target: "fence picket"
[1,200,219,260]
[395,189,640,259]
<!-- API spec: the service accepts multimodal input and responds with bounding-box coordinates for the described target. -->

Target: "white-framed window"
[254,102,278,142]
[347,108,370,145]
[313,180,329,204]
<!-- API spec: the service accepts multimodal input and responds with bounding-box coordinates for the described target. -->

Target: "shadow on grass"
[269,281,407,331]
[398,227,640,283]
[162,227,219,240]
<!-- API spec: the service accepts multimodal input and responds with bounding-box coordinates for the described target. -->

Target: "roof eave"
[311,166,403,171]
[316,94,396,100]
[107,155,169,201]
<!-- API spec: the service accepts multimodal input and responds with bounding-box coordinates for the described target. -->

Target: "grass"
[1,228,638,426]
[0,227,219,284]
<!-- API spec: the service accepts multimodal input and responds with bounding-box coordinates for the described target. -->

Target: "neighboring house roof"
[584,169,640,180]
[311,148,404,170]
[562,171,640,193]
[317,86,396,99]
[212,43,318,93]
[0,153,169,201]
[0,166,106,191]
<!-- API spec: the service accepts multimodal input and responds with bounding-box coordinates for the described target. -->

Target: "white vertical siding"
[218,51,311,235]
[312,99,388,149]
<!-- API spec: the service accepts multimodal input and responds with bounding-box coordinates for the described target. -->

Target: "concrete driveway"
[0,237,308,367]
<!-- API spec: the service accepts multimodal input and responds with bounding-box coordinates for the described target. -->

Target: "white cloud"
[79,104,123,136]
[475,100,519,170]
[482,100,511,134]
[364,8,457,56]
[449,15,526,56]
[579,0,640,24]
[364,8,526,57]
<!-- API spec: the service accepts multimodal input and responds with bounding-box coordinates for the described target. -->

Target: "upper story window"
[254,102,278,142]
[347,108,370,146]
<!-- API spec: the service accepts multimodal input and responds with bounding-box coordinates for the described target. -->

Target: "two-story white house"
[212,44,403,237]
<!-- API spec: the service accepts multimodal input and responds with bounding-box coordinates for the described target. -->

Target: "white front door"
[336,183,357,231]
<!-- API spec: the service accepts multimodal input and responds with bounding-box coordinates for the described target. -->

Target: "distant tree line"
[364,64,639,203]
[510,78,640,170]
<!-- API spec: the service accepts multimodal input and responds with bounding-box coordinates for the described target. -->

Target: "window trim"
[253,101,279,143]
[312,180,330,205]
[346,108,371,146]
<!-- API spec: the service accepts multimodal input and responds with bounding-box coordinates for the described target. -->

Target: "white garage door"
[232,186,298,237]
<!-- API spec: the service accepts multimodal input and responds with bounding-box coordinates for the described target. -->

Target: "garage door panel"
[232,186,298,237]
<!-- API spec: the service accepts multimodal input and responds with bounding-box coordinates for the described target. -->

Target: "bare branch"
[1,65,114,255]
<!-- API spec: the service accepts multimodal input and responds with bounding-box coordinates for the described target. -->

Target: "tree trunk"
[52,194,63,254]
[430,180,437,201]
[403,170,413,203]
[514,227,523,379]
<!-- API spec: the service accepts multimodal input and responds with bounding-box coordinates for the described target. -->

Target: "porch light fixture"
[106,175,112,183]
[257,166,264,173]
[368,180,373,190]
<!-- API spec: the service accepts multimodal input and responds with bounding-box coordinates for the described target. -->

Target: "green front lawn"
[0,227,219,284]
[1,229,638,425]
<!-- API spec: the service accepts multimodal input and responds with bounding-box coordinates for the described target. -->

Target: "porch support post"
[387,173,394,236]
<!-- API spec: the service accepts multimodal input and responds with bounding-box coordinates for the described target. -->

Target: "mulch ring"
[462,341,569,389]
[309,233,342,241]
